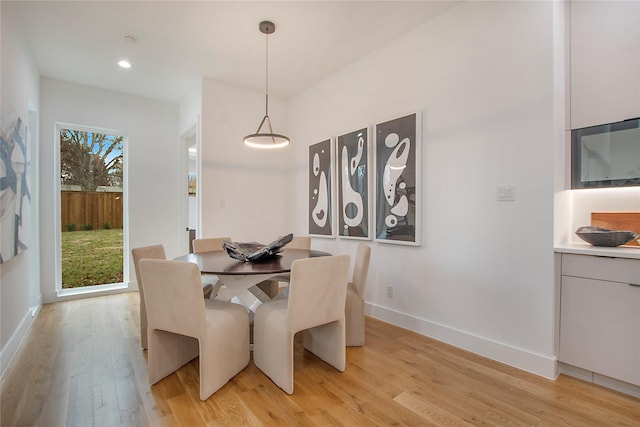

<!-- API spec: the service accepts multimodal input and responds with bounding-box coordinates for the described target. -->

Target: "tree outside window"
[60,129,123,191]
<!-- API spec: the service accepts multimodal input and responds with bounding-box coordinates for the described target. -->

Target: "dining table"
[174,249,330,312]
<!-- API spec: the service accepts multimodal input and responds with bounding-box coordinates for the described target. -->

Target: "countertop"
[555,243,640,260]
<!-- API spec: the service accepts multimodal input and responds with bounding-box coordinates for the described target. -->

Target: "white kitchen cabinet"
[570,0,640,129]
[559,254,640,386]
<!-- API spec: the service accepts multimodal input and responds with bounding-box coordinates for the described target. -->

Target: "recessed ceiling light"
[118,35,136,69]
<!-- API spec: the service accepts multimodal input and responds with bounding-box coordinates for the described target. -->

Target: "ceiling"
[5,1,459,103]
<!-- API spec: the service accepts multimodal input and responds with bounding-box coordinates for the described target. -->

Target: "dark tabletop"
[174,249,331,275]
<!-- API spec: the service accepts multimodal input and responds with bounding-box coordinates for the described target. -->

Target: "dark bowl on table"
[575,226,639,247]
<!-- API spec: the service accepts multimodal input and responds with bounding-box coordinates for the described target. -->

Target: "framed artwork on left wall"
[308,138,334,237]
[0,116,31,263]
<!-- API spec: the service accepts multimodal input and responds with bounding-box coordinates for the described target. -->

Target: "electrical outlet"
[386,285,394,299]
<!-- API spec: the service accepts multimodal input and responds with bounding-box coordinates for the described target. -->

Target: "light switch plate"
[497,185,516,201]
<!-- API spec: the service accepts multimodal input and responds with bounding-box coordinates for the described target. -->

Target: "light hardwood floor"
[1,293,639,426]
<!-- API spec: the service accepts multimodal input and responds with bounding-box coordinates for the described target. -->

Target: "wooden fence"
[61,191,123,231]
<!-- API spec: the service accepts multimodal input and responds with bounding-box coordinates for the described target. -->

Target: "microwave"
[571,118,640,189]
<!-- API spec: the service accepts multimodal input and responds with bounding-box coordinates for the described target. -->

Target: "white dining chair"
[139,258,250,400]
[253,254,350,394]
[345,243,371,346]
[192,237,231,299]
[192,237,230,253]
[284,235,311,250]
[131,244,165,350]
[132,244,215,349]
[261,235,312,298]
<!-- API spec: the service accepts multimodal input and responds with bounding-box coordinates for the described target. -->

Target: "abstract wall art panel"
[308,138,334,237]
[337,127,370,239]
[374,112,421,245]
[1,117,31,263]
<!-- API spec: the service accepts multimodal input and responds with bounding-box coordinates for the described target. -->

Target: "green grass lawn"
[61,229,123,288]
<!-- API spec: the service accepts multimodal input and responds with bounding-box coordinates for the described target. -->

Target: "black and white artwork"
[374,113,421,245]
[1,116,31,263]
[308,139,334,237]
[337,128,370,239]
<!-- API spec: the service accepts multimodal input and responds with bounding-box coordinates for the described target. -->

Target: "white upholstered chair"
[192,237,231,299]
[284,235,311,250]
[345,243,371,346]
[253,254,350,394]
[139,259,250,400]
[192,237,230,253]
[132,244,165,350]
[263,235,312,297]
[252,234,311,298]
[132,244,214,349]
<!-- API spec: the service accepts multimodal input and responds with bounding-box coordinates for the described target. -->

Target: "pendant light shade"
[243,21,290,149]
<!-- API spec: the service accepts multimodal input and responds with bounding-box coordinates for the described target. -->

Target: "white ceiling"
[5,1,459,103]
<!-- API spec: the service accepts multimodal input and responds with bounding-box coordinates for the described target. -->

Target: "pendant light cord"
[265,29,269,117]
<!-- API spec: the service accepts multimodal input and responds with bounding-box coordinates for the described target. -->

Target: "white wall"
[0,3,41,376]
[287,1,559,378]
[199,79,293,243]
[39,78,181,301]
[179,87,201,137]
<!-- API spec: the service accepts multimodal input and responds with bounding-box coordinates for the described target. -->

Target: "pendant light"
[243,21,290,149]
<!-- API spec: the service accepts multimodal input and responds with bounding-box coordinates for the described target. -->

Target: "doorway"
[57,124,125,291]
[182,124,199,253]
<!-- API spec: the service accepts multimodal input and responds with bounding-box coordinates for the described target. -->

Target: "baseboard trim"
[1,308,37,379]
[365,302,557,380]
